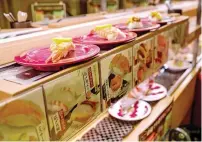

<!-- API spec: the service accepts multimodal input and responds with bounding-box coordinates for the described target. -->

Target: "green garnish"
[52,37,72,44]
[95,24,112,31]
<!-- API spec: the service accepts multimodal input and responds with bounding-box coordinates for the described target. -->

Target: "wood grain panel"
[171,67,199,128]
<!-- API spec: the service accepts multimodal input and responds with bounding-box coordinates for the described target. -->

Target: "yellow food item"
[127,16,141,24]
[70,104,95,123]
[151,11,162,21]
[46,38,75,63]
[94,24,112,31]
[52,37,72,44]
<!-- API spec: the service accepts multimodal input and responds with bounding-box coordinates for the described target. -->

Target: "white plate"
[130,83,167,102]
[177,53,193,62]
[141,83,167,102]
[166,60,191,72]
[108,99,151,121]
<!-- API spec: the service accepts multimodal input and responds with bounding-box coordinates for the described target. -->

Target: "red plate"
[114,23,160,32]
[73,32,137,49]
[14,44,100,71]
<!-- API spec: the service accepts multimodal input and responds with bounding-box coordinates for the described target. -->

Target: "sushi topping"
[150,11,162,21]
[127,16,141,23]
[127,16,143,29]
[93,24,126,40]
[46,38,75,63]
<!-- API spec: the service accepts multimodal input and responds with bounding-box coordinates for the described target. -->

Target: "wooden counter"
[0,28,36,33]
[0,27,44,40]
[171,59,201,128]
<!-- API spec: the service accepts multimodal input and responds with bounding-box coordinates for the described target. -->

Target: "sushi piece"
[46,37,75,63]
[92,24,126,40]
[150,11,162,22]
[127,16,144,29]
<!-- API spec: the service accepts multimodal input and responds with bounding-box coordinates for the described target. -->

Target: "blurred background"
[0,0,181,29]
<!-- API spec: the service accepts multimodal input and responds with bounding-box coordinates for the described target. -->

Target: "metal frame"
[192,0,201,67]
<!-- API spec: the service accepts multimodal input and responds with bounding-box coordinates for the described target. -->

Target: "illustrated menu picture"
[133,38,154,86]
[0,87,50,141]
[100,48,132,109]
[43,62,101,140]
[153,32,169,70]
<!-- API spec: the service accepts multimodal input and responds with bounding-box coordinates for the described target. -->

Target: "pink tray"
[73,32,137,50]
[114,23,160,32]
[15,44,100,71]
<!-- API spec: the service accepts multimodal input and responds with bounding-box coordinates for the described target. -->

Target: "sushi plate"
[166,60,192,72]
[73,32,137,49]
[108,99,151,121]
[130,83,167,102]
[15,44,100,71]
[114,23,160,32]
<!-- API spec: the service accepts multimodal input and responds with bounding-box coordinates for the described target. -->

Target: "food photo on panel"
[0,0,201,141]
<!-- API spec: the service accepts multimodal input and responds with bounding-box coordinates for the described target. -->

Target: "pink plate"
[114,23,160,32]
[73,32,137,48]
[15,44,100,71]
